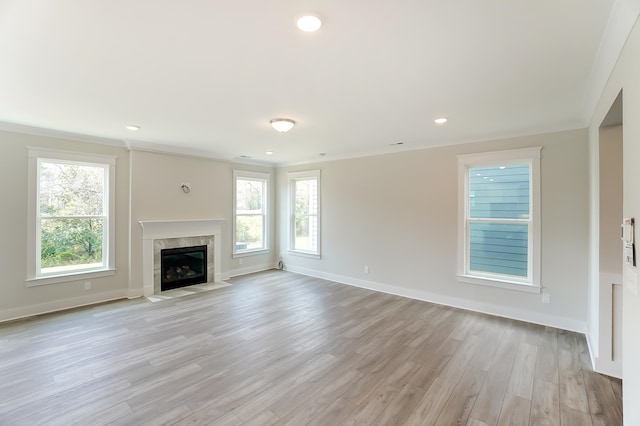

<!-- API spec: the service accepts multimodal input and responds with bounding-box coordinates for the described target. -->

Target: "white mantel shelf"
[139,219,224,240]
[139,219,225,296]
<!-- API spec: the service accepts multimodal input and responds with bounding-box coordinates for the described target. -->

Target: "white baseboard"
[0,289,130,323]
[227,263,276,278]
[286,265,587,334]
[586,327,623,379]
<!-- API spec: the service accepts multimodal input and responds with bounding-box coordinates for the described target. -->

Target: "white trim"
[287,249,321,260]
[286,266,587,334]
[227,263,275,278]
[138,219,224,296]
[457,147,542,290]
[127,140,273,167]
[582,0,640,125]
[233,170,271,256]
[28,146,117,165]
[0,122,126,147]
[0,289,130,324]
[457,274,541,293]
[288,170,321,256]
[27,148,117,285]
[233,249,270,258]
[457,146,543,163]
[27,268,116,287]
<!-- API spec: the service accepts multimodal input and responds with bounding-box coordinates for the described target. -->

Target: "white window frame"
[288,170,321,259]
[233,170,270,257]
[457,147,541,293]
[27,147,116,286]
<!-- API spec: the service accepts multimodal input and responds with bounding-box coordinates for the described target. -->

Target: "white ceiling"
[0,0,616,165]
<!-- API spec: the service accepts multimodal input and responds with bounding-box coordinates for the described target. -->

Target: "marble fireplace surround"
[139,219,224,296]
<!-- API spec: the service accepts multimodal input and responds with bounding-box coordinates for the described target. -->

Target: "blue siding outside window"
[469,222,528,277]
[468,164,530,278]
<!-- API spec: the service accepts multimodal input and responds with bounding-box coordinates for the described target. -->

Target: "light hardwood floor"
[0,270,622,425]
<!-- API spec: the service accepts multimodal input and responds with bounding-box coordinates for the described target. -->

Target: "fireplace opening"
[160,245,207,291]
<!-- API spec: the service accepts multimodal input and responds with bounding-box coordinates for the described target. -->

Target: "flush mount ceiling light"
[270,118,296,133]
[126,124,140,131]
[297,15,322,32]
[434,117,448,125]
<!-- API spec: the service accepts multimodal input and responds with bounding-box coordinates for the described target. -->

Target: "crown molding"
[0,121,126,147]
[582,0,640,124]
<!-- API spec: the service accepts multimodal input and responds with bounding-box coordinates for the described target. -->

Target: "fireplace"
[160,245,207,291]
[139,219,224,297]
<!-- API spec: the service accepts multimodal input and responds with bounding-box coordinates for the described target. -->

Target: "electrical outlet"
[84,281,91,290]
[238,258,243,265]
[364,266,369,274]
[541,293,551,304]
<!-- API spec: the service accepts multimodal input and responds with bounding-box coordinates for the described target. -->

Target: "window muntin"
[289,171,320,257]
[233,171,269,255]
[458,148,541,291]
[27,147,116,285]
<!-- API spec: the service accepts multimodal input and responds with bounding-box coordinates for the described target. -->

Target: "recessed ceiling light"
[499,166,506,169]
[297,15,322,32]
[126,124,140,131]
[434,118,448,125]
[265,151,274,155]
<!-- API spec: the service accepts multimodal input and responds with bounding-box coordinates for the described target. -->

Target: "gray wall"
[277,129,589,332]
[129,150,276,294]
[0,130,131,320]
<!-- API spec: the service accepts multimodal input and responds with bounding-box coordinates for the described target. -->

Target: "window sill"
[26,268,116,287]
[457,274,541,293]
[233,249,270,259]
[288,249,321,260]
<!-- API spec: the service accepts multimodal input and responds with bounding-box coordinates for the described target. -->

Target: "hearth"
[160,245,207,291]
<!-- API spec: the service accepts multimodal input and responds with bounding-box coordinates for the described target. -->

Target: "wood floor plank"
[530,379,560,426]
[558,348,590,413]
[506,342,537,400]
[535,327,559,384]
[403,335,482,425]
[496,393,530,426]
[0,270,622,426]
[560,404,593,426]
[433,366,486,425]
[582,370,623,426]
[469,321,521,425]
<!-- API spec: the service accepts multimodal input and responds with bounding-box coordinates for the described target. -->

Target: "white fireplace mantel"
[139,219,224,296]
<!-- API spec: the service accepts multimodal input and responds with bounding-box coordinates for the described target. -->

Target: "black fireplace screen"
[160,245,207,291]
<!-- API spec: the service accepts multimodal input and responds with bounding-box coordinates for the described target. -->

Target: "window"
[27,148,116,285]
[457,147,541,292]
[288,170,320,258]
[233,171,269,256]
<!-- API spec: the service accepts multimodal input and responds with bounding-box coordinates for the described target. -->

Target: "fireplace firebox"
[160,245,207,291]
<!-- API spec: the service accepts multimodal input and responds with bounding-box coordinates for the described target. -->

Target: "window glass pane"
[40,162,105,216]
[236,215,264,251]
[40,217,104,272]
[295,215,318,252]
[236,179,263,213]
[295,179,318,215]
[469,164,529,219]
[469,222,528,277]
